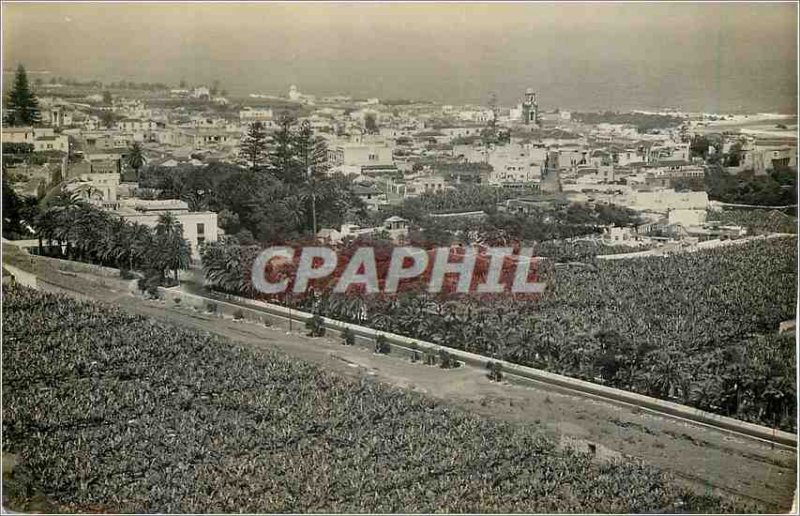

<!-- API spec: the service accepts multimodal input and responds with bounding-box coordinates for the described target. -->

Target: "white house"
[66,172,120,203]
[113,199,219,259]
[317,217,409,245]
[239,107,274,125]
[327,138,394,174]
[486,143,544,185]
[403,174,448,197]
[116,119,158,132]
[4,127,69,153]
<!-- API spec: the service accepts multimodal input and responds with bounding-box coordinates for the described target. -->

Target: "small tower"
[522,88,539,126]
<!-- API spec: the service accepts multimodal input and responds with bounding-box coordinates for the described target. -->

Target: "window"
[197,223,205,236]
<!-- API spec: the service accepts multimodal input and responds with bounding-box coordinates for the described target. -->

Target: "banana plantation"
[2,286,745,513]
[202,236,797,431]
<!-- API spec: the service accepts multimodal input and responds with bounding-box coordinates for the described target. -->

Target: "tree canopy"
[4,64,41,126]
[240,121,269,171]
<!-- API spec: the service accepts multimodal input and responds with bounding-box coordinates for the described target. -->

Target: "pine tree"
[268,115,298,181]
[295,120,329,179]
[5,64,41,126]
[240,121,269,171]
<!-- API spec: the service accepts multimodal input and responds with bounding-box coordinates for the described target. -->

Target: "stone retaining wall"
[158,286,798,448]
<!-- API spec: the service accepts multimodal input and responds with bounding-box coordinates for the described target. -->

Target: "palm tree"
[154,213,190,282]
[125,142,147,182]
[127,222,152,271]
[279,195,307,232]
[71,206,112,262]
[96,218,126,266]
[36,194,86,258]
[34,208,60,256]
[155,212,179,236]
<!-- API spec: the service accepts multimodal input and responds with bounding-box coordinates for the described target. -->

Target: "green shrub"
[233,309,245,320]
[439,349,460,369]
[487,361,503,382]
[205,301,217,314]
[410,350,421,363]
[375,335,390,354]
[306,314,326,337]
[423,350,437,366]
[173,297,182,305]
[137,269,162,299]
[341,327,355,345]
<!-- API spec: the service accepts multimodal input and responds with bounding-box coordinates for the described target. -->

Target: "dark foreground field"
[1,285,747,513]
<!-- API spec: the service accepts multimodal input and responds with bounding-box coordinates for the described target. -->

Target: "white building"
[351,183,389,211]
[41,106,73,128]
[239,107,274,125]
[439,126,483,140]
[66,172,120,203]
[402,174,448,197]
[3,127,69,153]
[191,86,211,99]
[317,217,409,245]
[741,142,798,174]
[116,119,158,132]
[114,199,219,259]
[457,108,494,123]
[327,138,394,175]
[486,143,544,185]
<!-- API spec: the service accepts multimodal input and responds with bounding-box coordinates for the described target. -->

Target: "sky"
[2,2,798,113]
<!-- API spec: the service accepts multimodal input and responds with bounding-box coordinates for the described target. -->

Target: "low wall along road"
[157,285,796,449]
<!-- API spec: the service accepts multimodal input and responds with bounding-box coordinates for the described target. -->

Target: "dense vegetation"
[203,237,797,431]
[389,193,641,246]
[142,163,364,244]
[399,184,531,215]
[2,285,744,513]
[4,64,40,126]
[2,176,39,239]
[32,194,189,289]
[139,125,366,244]
[367,185,639,244]
[705,166,797,209]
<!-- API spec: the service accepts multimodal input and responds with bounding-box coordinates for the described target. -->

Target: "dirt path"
[3,250,797,512]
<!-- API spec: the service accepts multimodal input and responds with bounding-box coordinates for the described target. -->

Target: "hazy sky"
[3,2,797,113]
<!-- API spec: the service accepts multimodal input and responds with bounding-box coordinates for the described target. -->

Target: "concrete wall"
[157,286,797,448]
